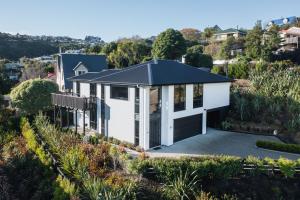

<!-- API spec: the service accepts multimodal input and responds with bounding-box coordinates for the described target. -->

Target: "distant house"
[56,53,108,91]
[213,28,246,42]
[51,59,232,150]
[279,27,300,51]
[266,16,298,29]
[4,62,24,80]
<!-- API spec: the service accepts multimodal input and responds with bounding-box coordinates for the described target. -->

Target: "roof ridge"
[90,61,153,81]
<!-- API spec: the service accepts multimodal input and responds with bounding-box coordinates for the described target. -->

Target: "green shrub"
[277,157,297,178]
[53,175,79,200]
[256,140,300,154]
[211,66,225,75]
[20,117,52,166]
[163,169,199,200]
[130,156,243,182]
[60,147,89,180]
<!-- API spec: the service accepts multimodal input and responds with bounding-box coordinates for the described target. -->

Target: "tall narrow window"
[90,83,97,130]
[134,88,140,146]
[174,85,186,112]
[90,83,96,97]
[193,84,203,108]
[76,82,80,96]
[101,85,105,134]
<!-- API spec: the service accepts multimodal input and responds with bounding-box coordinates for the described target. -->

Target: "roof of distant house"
[214,28,247,35]
[69,60,232,86]
[59,53,108,89]
[268,16,297,26]
[4,63,23,69]
[280,27,300,36]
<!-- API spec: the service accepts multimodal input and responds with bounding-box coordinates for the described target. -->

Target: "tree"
[180,28,202,42]
[152,28,186,60]
[261,25,281,61]
[20,59,51,81]
[185,45,213,68]
[245,21,263,59]
[101,42,117,55]
[10,79,58,115]
[108,40,151,68]
[202,27,216,39]
[204,42,222,59]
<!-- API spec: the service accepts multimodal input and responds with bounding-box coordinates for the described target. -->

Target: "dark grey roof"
[77,60,231,86]
[59,53,108,89]
[68,69,120,82]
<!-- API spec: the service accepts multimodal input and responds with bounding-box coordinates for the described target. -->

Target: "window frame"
[174,84,186,112]
[193,83,203,108]
[110,85,129,100]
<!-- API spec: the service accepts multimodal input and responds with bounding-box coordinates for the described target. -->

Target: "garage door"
[173,114,202,143]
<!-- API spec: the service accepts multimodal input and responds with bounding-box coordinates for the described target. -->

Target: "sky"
[0,0,299,42]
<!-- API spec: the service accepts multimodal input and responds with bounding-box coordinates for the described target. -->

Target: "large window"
[174,85,186,112]
[110,86,128,100]
[193,84,203,108]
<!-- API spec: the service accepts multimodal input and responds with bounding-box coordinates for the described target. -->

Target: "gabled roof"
[59,53,108,89]
[70,60,231,86]
[68,69,120,82]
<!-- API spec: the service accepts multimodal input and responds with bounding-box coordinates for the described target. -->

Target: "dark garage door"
[173,114,202,143]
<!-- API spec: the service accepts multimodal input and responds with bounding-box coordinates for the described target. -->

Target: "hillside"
[0,32,103,61]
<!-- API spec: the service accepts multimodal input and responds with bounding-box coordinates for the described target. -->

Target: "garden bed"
[15,114,300,200]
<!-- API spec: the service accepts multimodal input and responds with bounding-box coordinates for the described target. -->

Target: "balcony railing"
[284,37,299,45]
[51,93,89,110]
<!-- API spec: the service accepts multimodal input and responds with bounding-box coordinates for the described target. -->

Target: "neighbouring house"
[213,28,246,42]
[56,53,108,91]
[278,27,300,51]
[266,16,298,29]
[4,62,24,80]
[51,59,231,150]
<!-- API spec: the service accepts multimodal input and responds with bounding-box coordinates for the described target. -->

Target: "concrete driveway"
[148,128,300,160]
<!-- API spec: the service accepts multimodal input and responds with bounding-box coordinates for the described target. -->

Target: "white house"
[52,60,231,150]
[56,53,108,91]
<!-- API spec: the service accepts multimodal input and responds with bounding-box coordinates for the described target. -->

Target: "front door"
[149,87,161,148]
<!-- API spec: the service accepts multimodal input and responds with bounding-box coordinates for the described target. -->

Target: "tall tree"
[10,79,58,115]
[261,25,281,61]
[180,28,202,42]
[108,40,151,68]
[152,29,186,60]
[245,21,263,59]
[185,45,213,68]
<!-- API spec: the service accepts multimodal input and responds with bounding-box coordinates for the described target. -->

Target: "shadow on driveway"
[148,128,300,160]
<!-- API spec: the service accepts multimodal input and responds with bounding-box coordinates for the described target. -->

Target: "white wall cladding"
[203,82,230,110]
[71,80,230,150]
[105,86,135,143]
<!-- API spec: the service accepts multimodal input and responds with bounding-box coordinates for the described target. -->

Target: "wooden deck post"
[67,107,70,129]
[75,109,78,134]
[59,107,63,128]
[83,110,86,135]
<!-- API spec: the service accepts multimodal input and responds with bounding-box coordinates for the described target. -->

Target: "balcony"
[51,93,89,110]
[284,36,299,45]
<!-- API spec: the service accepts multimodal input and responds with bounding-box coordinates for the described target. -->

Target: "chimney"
[59,47,62,54]
[181,55,186,64]
[153,58,158,64]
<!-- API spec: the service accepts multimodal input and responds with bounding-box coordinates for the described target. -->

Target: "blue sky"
[0,0,299,41]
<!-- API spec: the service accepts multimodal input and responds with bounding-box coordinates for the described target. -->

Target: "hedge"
[256,140,300,154]
[129,155,300,180]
